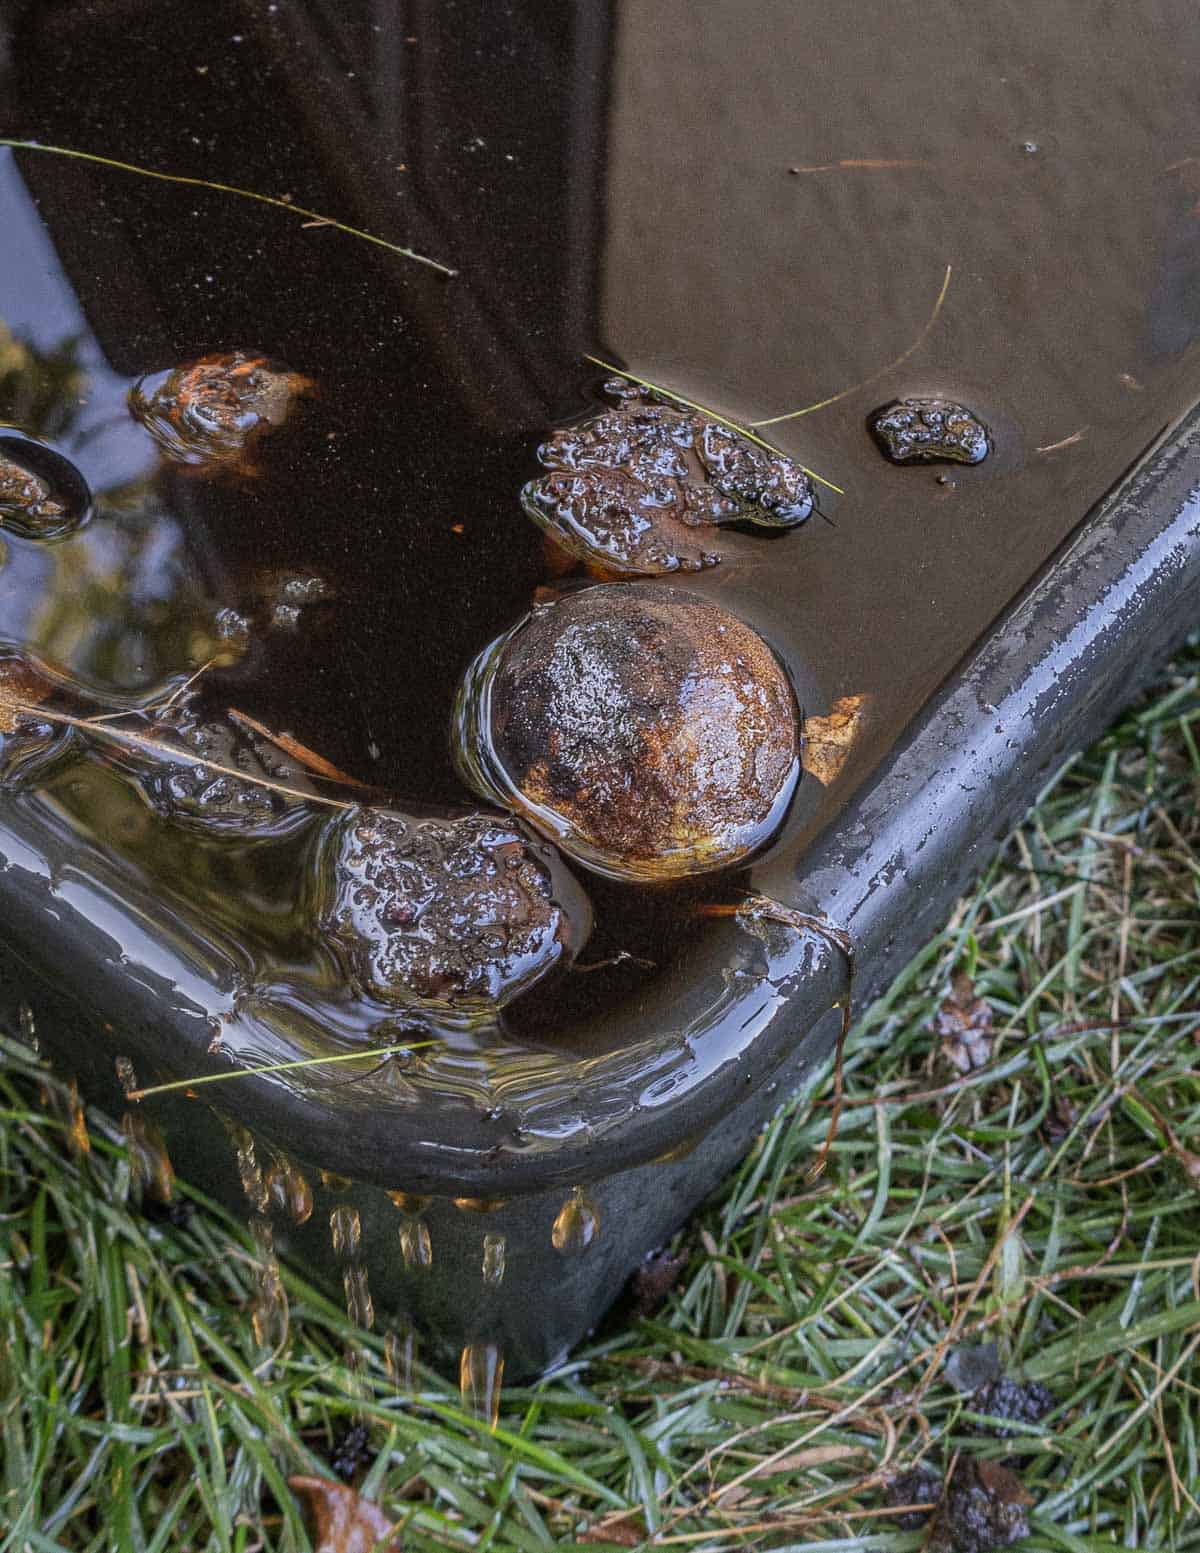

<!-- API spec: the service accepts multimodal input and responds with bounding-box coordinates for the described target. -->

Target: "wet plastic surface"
[1,0,1199,1378]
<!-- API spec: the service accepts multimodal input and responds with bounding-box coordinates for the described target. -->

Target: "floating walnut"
[521,380,814,576]
[453,583,800,881]
[129,351,313,471]
[870,397,991,466]
[318,806,592,1011]
[0,434,91,539]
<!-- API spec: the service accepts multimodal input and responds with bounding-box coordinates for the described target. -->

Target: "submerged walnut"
[129,351,312,472]
[453,583,800,881]
[521,381,814,576]
[870,397,991,466]
[319,806,592,1011]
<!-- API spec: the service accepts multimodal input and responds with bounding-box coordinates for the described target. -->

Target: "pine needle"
[752,262,953,426]
[583,354,844,496]
[0,139,456,278]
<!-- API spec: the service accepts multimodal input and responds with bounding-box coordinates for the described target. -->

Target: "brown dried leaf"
[0,658,53,734]
[975,1460,1034,1505]
[578,1510,648,1546]
[802,694,868,785]
[289,1476,398,1553]
[934,970,994,1074]
[753,1443,866,1474]
[1040,1093,1077,1144]
[628,1248,689,1315]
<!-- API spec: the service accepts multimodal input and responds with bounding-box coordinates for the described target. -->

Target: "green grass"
[2,641,1199,1551]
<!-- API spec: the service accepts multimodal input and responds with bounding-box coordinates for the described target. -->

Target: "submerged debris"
[0,655,51,732]
[521,380,813,576]
[129,351,312,472]
[454,583,800,881]
[319,805,592,1010]
[870,397,991,466]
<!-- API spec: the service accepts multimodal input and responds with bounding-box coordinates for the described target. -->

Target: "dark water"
[1,0,1199,1037]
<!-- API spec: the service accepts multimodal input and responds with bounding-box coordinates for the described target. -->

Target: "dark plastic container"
[5,407,1200,1380]
[2,0,1200,1388]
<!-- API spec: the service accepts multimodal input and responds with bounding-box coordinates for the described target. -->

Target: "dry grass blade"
[788,157,929,173]
[125,1041,438,1102]
[13,703,356,811]
[0,138,456,277]
[752,262,952,426]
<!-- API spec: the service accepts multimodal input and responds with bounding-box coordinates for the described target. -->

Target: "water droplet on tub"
[386,1189,432,1217]
[399,1217,433,1271]
[343,1264,375,1329]
[551,1187,599,1255]
[330,1204,362,1258]
[264,1154,314,1224]
[459,1342,504,1428]
[482,1232,506,1286]
[18,1003,39,1055]
[122,1112,174,1201]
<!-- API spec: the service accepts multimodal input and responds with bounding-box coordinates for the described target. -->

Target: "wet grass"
[2,641,1199,1550]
